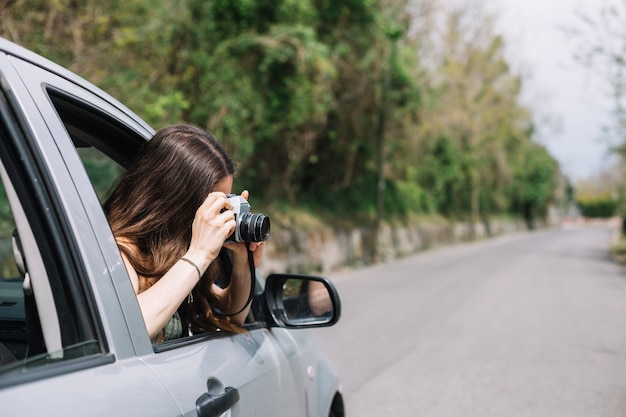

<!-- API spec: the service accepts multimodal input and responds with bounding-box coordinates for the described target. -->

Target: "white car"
[0,37,344,417]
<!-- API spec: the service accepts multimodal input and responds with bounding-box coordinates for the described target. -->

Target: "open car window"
[43,89,252,345]
[47,89,144,200]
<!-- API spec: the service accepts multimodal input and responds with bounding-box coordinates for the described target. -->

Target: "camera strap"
[211,242,256,318]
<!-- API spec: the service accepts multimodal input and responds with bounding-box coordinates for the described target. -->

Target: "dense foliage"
[0,0,561,227]
[576,194,618,218]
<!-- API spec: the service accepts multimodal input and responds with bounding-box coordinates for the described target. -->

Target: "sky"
[486,0,617,183]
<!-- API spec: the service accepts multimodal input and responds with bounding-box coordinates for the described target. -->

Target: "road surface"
[315,225,626,416]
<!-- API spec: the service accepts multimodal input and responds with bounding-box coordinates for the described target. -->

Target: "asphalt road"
[315,224,626,417]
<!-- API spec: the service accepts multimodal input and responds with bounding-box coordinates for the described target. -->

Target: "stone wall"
[258,218,533,276]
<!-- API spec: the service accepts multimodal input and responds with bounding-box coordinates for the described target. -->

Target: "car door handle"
[196,386,240,417]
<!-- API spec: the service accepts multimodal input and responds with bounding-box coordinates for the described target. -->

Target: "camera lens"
[238,212,270,242]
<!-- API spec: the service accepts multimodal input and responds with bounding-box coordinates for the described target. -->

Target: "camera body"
[226,194,270,243]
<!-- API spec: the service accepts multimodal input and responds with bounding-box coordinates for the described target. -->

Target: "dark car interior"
[48,88,147,168]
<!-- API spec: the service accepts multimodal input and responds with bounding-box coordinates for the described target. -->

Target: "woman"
[104,124,264,342]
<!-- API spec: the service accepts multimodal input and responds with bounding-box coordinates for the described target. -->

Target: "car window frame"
[44,88,256,350]
[39,84,270,351]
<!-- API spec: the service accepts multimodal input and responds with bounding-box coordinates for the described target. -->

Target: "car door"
[0,49,181,416]
[0,40,306,417]
[145,326,304,417]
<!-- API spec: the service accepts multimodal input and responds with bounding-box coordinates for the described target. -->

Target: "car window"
[46,89,145,202]
[0,90,103,384]
[76,146,124,202]
[43,89,248,345]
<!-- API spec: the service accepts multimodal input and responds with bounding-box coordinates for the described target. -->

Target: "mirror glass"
[280,278,334,325]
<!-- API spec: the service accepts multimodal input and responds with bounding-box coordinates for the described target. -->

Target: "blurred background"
[1,0,624,268]
[7,2,626,415]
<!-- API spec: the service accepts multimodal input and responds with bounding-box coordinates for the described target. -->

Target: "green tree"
[160,0,336,202]
[0,0,560,229]
[416,4,544,225]
[509,142,559,227]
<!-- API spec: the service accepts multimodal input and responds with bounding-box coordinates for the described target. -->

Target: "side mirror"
[263,274,341,328]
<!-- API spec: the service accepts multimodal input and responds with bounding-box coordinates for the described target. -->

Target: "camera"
[225,194,270,243]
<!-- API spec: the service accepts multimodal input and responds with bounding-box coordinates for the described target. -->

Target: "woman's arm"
[122,251,205,340]
[122,191,237,340]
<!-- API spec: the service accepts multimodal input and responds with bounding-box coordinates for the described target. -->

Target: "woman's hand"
[213,190,265,323]
[187,192,236,267]
[223,190,266,268]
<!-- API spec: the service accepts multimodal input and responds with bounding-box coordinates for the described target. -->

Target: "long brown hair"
[104,123,243,336]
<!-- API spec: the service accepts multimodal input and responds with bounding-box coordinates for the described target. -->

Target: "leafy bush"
[576,194,618,218]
